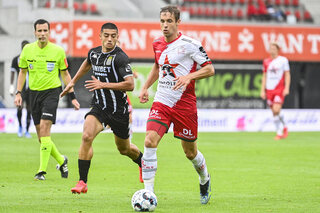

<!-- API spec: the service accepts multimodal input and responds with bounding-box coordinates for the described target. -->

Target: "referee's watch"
[15,91,22,95]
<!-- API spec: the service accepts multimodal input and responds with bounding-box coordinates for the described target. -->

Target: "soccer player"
[14,19,80,180]
[139,6,215,204]
[9,40,32,138]
[60,22,144,194]
[260,42,290,140]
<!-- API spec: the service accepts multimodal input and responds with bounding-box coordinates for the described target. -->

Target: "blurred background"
[0,0,319,132]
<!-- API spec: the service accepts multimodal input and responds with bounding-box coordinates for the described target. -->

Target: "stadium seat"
[45,0,50,8]
[81,2,88,14]
[275,0,281,6]
[236,8,244,19]
[221,0,227,4]
[189,6,197,17]
[229,0,237,4]
[285,10,291,16]
[294,10,301,21]
[303,10,313,22]
[220,8,227,18]
[56,1,63,8]
[292,0,299,7]
[284,0,290,7]
[73,2,80,12]
[90,4,98,14]
[212,7,219,18]
[227,8,234,19]
[63,2,68,8]
[239,0,245,5]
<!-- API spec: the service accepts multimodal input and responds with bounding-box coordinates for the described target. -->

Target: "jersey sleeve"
[189,41,212,67]
[58,48,68,71]
[19,48,28,69]
[283,57,290,71]
[87,49,93,65]
[116,54,133,79]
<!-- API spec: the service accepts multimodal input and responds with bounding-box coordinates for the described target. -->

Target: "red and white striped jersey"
[153,33,212,108]
[263,56,290,91]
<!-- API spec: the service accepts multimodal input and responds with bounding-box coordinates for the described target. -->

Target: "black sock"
[132,152,143,168]
[17,108,22,127]
[78,159,91,183]
[26,111,31,131]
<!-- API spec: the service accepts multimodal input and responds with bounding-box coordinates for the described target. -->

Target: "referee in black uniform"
[9,40,32,138]
[61,22,143,194]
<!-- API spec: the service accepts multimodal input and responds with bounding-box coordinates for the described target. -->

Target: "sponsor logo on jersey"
[160,55,178,78]
[106,56,113,65]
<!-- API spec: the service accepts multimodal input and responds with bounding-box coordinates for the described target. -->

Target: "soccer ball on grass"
[131,189,157,212]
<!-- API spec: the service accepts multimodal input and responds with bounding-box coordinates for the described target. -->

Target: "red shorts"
[266,90,284,106]
[146,102,198,142]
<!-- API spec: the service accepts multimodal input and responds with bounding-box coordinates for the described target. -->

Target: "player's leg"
[71,115,103,194]
[114,135,143,167]
[272,103,284,139]
[181,140,211,204]
[17,106,23,137]
[142,130,162,192]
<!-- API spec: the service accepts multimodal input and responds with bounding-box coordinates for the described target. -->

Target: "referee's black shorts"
[30,87,62,125]
[85,104,130,139]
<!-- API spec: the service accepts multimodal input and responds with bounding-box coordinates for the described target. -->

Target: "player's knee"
[144,137,156,148]
[117,147,129,156]
[184,149,197,160]
[82,132,94,144]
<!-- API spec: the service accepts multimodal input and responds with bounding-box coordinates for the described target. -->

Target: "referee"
[14,19,80,180]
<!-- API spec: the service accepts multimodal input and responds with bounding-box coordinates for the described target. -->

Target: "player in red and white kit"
[260,42,291,140]
[139,6,215,204]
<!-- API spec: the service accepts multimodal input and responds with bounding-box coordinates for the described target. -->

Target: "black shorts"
[30,87,61,125]
[85,104,130,139]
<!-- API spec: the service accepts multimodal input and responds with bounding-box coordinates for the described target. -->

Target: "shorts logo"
[29,63,33,69]
[274,95,282,103]
[42,112,53,117]
[149,109,161,119]
[179,128,195,139]
[47,62,55,72]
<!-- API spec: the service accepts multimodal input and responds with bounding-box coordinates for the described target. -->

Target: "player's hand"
[172,75,191,91]
[60,82,75,98]
[14,93,22,107]
[283,88,289,97]
[139,88,149,103]
[71,99,80,110]
[9,85,15,96]
[260,90,266,100]
[85,76,105,92]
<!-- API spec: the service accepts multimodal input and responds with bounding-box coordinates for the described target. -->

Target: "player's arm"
[85,75,134,92]
[260,72,266,100]
[172,63,214,91]
[139,63,159,103]
[283,70,290,97]
[14,68,27,107]
[60,59,92,98]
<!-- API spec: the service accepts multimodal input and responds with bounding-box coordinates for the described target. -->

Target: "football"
[131,189,158,212]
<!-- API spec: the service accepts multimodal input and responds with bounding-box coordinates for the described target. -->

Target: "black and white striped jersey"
[87,46,133,114]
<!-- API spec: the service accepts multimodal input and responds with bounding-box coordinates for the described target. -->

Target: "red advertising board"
[50,21,320,62]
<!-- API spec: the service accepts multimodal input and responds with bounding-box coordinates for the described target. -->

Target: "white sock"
[142,146,157,192]
[191,151,209,185]
[274,115,283,135]
[279,114,286,127]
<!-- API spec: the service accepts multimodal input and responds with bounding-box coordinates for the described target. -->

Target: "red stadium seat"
[227,8,234,19]
[205,7,213,17]
[73,2,80,12]
[56,1,63,8]
[189,6,197,17]
[230,0,236,4]
[81,2,88,14]
[239,0,245,5]
[275,0,281,6]
[212,8,219,18]
[63,2,68,8]
[303,10,313,22]
[221,0,227,4]
[220,8,227,18]
[45,1,50,8]
[90,4,98,14]
[284,0,290,7]
[292,0,299,7]
[236,8,244,19]
[294,10,301,21]
[285,10,291,16]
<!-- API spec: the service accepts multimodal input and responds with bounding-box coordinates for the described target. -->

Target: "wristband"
[69,92,76,100]
[15,91,22,95]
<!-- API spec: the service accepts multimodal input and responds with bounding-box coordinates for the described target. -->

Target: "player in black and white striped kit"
[61,22,143,194]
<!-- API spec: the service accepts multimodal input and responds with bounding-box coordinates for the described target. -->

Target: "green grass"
[0,132,319,212]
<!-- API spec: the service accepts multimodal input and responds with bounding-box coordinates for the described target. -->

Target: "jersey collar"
[163,32,182,45]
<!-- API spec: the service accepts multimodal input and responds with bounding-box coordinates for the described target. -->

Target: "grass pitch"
[0,132,319,212]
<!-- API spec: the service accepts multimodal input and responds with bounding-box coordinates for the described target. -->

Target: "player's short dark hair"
[101,22,118,33]
[21,40,29,49]
[34,19,50,31]
[160,6,180,22]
